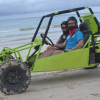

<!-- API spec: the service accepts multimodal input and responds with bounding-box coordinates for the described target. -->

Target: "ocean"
[0,11,100,47]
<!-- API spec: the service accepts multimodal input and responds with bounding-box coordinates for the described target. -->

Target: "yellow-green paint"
[80,13,98,43]
[54,12,58,14]
[82,13,98,34]
[85,7,90,9]
[32,48,89,72]
[45,39,49,44]
[0,38,42,64]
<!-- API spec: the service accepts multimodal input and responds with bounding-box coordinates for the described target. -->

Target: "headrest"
[79,23,88,31]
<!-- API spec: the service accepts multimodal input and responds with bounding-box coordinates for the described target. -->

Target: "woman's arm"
[54,42,67,48]
[56,37,61,44]
[55,35,62,44]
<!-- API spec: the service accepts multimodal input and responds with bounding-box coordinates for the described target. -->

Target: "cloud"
[0,0,100,15]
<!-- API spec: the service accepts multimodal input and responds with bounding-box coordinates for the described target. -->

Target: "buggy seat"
[79,22,90,47]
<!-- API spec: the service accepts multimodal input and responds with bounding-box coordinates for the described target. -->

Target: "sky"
[0,0,100,16]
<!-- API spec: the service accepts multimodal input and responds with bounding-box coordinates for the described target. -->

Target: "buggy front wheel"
[0,59,31,95]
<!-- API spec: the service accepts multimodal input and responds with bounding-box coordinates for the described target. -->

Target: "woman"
[39,21,69,58]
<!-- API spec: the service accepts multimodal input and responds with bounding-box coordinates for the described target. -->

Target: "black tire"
[0,59,31,95]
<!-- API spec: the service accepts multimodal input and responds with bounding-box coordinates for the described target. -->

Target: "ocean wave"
[20,25,60,31]
[0,35,59,44]
[0,29,19,33]
[0,24,60,34]
[0,32,35,38]
[39,25,60,29]
[20,27,36,31]
[51,25,60,28]
[0,37,32,43]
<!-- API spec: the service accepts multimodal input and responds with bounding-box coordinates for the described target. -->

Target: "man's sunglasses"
[62,27,67,29]
[68,23,75,25]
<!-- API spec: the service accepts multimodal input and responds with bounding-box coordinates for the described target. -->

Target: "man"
[39,16,84,58]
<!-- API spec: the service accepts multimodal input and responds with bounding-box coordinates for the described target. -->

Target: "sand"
[0,41,100,100]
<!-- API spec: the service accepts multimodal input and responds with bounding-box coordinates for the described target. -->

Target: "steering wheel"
[40,34,54,46]
[27,34,54,61]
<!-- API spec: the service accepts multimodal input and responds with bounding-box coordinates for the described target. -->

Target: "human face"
[61,24,68,31]
[68,20,76,27]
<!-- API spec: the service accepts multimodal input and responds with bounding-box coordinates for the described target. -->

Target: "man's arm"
[54,42,67,48]
[66,40,83,51]
[71,40,83,50]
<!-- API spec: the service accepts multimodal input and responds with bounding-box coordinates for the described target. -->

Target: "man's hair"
[67,16,77,23]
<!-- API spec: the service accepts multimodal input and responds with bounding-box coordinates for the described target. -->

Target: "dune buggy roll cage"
[0,6,100,64]
[31,7,100,44]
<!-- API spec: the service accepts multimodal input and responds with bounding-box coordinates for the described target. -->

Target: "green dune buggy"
[0,7,100,95]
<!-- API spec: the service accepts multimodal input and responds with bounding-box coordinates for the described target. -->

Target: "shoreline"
[0,39,30,48]
[0,34,60,48]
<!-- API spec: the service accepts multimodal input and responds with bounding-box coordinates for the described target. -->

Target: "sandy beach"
[0,41,100,100]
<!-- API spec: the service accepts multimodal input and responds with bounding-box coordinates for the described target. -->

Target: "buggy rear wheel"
[0,59,31,95]
[84,65,98,69]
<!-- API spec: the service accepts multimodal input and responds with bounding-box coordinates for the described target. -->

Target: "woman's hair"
[61,21,68,27]
[60,21,69,36]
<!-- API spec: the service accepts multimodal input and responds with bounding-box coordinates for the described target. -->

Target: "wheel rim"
[6,71,20,85]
